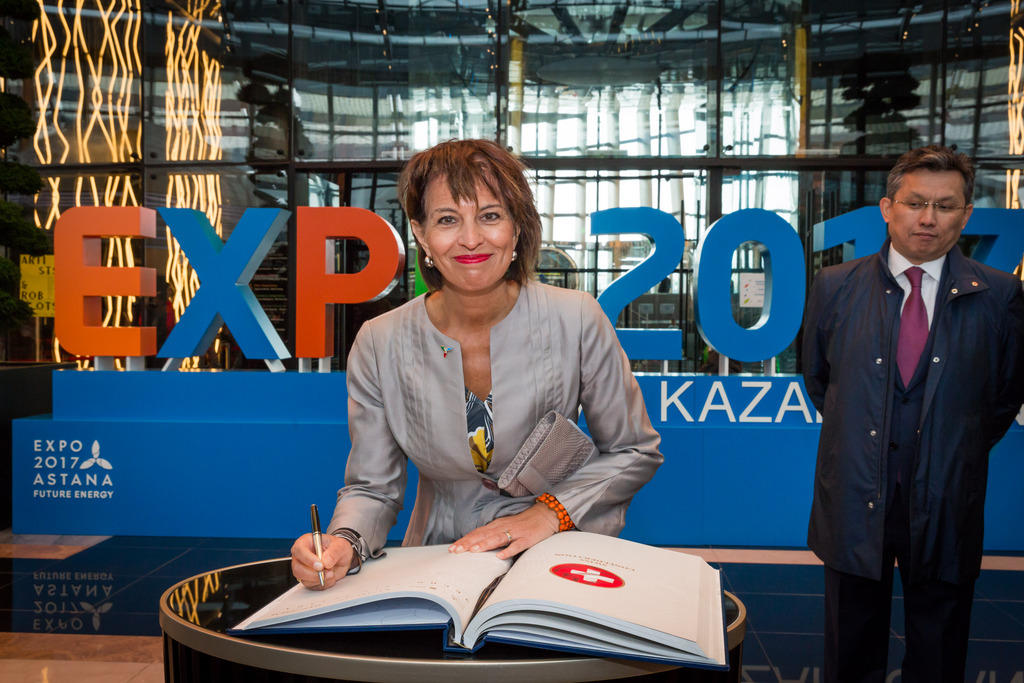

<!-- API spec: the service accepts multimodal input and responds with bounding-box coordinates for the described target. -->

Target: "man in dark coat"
[802,145,1024,683]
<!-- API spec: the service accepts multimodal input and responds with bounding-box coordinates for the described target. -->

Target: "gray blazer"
[327,281,663,553]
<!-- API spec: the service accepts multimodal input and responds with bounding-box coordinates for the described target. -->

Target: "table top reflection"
[159,557,745,683]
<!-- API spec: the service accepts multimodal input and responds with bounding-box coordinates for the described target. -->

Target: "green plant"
[0,0,46,337]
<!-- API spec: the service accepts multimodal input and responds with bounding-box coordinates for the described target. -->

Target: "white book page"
[265,598,453,630]
[484,624,706,663]
[466,532,723,662]
[697,563,726,662]
[234,545,511,640]
[483,615,704,659]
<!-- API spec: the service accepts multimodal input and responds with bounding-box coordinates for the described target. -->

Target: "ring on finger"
[504,530,513,545]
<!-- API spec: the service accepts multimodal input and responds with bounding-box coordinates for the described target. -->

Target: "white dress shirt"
[888,245,945,329]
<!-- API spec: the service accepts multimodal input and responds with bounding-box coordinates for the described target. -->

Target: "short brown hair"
[886,145,975,205]
[398,139,541,291]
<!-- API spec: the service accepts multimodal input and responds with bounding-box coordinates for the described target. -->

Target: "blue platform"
[11,369,1023,548]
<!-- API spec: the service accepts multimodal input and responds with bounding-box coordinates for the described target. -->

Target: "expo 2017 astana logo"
[31,439,115,500]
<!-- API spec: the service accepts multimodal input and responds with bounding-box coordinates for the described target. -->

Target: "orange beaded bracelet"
[537,492,575,532]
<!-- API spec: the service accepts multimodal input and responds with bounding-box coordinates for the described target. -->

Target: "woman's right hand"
[291,532,354,590]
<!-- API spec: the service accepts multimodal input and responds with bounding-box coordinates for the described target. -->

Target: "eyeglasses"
[891,199,967,214]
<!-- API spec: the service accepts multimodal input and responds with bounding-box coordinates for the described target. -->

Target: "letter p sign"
[295,207,405,359]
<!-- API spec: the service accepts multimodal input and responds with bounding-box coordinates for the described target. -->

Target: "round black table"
[159,557,746,682]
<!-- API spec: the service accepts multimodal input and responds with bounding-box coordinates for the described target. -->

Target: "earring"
[424,256,435,268]
[511,250,518,262]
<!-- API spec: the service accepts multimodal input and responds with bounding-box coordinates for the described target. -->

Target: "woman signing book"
[291,139,662,589]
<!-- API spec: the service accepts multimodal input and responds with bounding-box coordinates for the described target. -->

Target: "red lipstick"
[454,254,491,264]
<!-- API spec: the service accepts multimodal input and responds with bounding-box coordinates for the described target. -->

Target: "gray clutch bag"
[497,410,598,497]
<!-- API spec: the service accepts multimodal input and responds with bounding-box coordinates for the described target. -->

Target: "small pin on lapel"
[441,345,453,358]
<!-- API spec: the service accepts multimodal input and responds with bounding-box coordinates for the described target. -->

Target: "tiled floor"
[1,531,1022,682]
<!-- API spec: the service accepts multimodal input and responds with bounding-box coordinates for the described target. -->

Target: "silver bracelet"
[330,527,385,575]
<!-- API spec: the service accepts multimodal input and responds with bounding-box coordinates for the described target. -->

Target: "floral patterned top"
[465,388,494,473]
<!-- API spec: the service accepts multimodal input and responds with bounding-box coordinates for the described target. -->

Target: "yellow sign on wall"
[19,255,55,318]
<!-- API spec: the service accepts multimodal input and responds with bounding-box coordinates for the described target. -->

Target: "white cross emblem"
[569,568,615,585]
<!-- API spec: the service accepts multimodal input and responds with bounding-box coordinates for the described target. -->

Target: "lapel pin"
[441,345,453,358]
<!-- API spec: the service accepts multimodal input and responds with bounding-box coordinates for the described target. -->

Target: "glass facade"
[3,0,1019,371]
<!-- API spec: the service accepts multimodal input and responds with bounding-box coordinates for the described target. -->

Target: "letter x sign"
[157,208,290,369]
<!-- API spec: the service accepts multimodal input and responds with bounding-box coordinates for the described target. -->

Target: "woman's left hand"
[449,501,560,560]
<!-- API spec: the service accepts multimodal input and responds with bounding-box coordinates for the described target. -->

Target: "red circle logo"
[549,563,624,588]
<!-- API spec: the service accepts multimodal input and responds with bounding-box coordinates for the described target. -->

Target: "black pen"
[310,503,325,588]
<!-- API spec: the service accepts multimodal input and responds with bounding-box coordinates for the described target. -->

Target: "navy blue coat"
[802,241,1024,584]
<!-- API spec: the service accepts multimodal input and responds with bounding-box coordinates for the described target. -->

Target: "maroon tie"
[897,266,928,386]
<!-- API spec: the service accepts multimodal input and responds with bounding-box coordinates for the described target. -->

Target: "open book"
[231,531,727,669]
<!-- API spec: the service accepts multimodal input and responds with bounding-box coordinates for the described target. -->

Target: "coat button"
[875,357,883,365]
[886,289,893,294]
[951,288,959,294]
[867,501,875,510]
[972,281,979,287]
[932,356,940,363]
[869,429,877,437]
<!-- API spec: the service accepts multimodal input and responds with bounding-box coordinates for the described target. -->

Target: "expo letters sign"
[53,205,1024,366]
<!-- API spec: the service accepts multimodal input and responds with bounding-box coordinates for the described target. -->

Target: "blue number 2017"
[596,206,1022,365]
